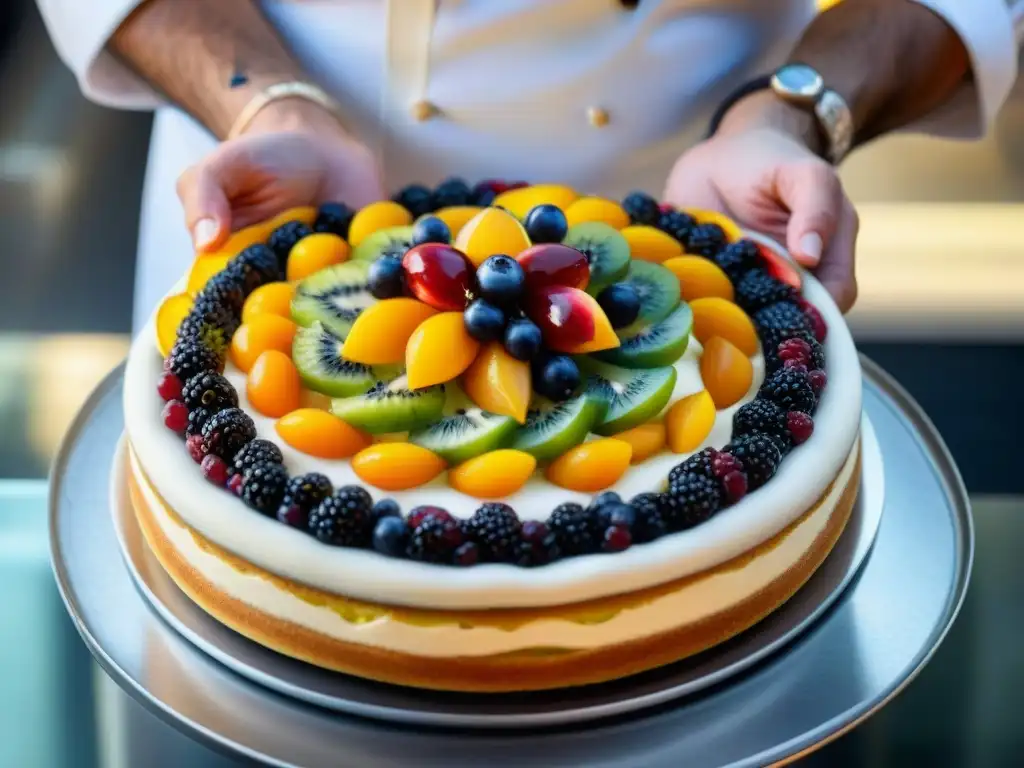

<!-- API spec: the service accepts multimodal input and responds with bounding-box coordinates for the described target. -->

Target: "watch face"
[773,64,823,100]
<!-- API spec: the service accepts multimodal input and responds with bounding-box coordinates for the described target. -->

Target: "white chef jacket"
[35,0,1021,331]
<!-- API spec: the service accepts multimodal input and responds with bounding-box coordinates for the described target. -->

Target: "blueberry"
[463,299,506,342]
[471,183,497,206]
[524,204,568,244]
[372,498,401,520]
[503,317,543,361]
[411,215,451,246]
[476,255,525,307]
[593,491,622,508]
[392,184,434,218]
[373,516,409,558]
[598,502,635,530]
[367,255,406,299]
[534,355,580,402]
[597,282,641,328]
[431,177,472,209]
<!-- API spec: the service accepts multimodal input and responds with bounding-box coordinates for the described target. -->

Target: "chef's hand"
[177,101,385,252]
[664,92,859,312]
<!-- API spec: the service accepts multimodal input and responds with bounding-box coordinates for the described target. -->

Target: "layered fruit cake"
[121,180,863,692]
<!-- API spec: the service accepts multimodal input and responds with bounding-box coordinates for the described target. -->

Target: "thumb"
[775,160,842,268]
[176,161,233,253]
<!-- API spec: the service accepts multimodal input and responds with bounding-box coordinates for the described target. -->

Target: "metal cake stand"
[49,357,972,767]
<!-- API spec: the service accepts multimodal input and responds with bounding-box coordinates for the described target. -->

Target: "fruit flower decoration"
[346,204,639,421]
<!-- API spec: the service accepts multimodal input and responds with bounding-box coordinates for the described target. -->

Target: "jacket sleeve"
[904,0,1021,138]
[35,0,163,109]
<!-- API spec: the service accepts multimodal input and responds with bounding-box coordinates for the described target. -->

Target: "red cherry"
[162,400,188,435]
[524,285,596,351]
[517,243,590,291]
[757,242,802,290]
[157,371,183,401]
[402,244,474,311]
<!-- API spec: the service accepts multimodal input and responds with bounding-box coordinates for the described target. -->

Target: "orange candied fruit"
[662,256,734,303]
[449,450,537,498]
[186,253,232,295]
[276,408,371,459]
[247,350,301,418]
[453,207,531,268]
[286,233,350,282]
[241,281,295,323]
[689,297,759,357]
[545,439,633,492]
[154,293,194,357]
[341,298,438,365]
[351,443,447,491]
[700,336,754,409]
[231,314,298,372]
[406,312,480,389]
[664,390,716,453]
[347,201,413,247]
[460,342,532,423]
[611,422,667,464]
[620,225,683,264]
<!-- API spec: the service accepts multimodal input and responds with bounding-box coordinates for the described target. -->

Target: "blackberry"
[431,177,472,209]
[313,202,355,239]
[470,182,497,207]
[724,433,783,489]
[268,221,314,269]
[231,438,284,477]
[547,502,600,556]
[663,472,722,530]
[622,191,660,226]
[515,521,561,567]
[668,446,717,485]
[201,407,257,460]
[656,209,696,243]
[753,301,812,336]
[712,238,760,280]
[176,298,237,355]
[185,406,214,438]
[760,368,817,414]
[465,503,522,563]
[277,473,333,528]
[685,223,727,257]
[167,339,222,383]
[392,184,435,218]
[735,269,796,313]
[308,486,375,547]
[198,272,245,314]
[629,493,669,543]
[763,330,825,373]
[240,462,289,514]
[227,244,282,293]
[406,514,464,564]
[182,372,237,412]
[732,399,791,448]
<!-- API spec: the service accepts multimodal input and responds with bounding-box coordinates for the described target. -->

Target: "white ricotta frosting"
[123,274,862,610]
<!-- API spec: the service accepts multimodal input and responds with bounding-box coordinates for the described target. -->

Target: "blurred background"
[0,0,1022,765]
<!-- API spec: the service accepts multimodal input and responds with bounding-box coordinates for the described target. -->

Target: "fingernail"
[799,232,823,265]
[193,218,218,249]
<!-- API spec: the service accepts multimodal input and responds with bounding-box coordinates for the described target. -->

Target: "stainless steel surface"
[49,358,971,767]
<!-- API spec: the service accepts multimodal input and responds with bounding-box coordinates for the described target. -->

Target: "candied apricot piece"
[689,297,759,356]
[492,184,578,219]
[230,314,298,372]
[406,312,480,389]
[286,233,349,281]
[665,390,716,453]
[340,298,437,365]
[545,439,633,492]
[684,208,743,244]
[241,281,295,322]
[351,443,447,490]
[448,449,537,498]
[247,350,302,417]
[461,342,531,423]
[564,197,630,229]
[186,253,232,295]
[347,201,413,247]
[663,256,735,302]
[155,293,194,357]
[453,207,531,267]
[700,336,754,408]
[276,408,371,458]
[612,422,667,464]
[621,225,683,264]
[431,206,483,238]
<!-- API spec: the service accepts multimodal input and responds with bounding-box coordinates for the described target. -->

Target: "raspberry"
[240,462,289,514]
[408,505,451,528]
[724,434,782,489]
[809,369,827,394]
[629,493,669,542]
[157,372,183,401]
[753,301,812,336]
[200,454,228,486]
[663,473,722,530]
[162,400,188,435]
[227,473,244,495]
[167,340,223,383]
[787,412,815,444]
[313,202,355,239]
[798,298,828,342]
[777,338,812,367]
[602,525,632,552]
[712,239,760,280]
[228,244,281,293]
[711,450,744,479]
[453,542,480,566]
[231,439,284,478]
[201,407,257,460]
[431,177,473,209]
[732,399,791,448]
[186,434,207,463]
[783,360,808,373]
[391,184,434,218]
[268,221,314,269]
[515,521,561,567]
[735,269,796,312]
[668,447,717,485]
[464,503,522,563]
[182,372,237,412]
[548,502,600,556]
[308,486,374,547]
[722,471,749,504]
[762,329,824,373]
[760,368,817,414]
[656,209,696,243]
[622,191,660,226]
[277,473,333,529]
[685,223,727,257]
[406,514,464,563]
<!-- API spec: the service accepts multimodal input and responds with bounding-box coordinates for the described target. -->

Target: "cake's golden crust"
[127,447,859,692]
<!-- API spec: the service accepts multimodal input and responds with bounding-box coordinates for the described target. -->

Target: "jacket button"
[411,100,439,122]
[587,106,610,128]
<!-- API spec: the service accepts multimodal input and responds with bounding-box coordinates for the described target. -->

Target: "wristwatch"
[769,63,854,165]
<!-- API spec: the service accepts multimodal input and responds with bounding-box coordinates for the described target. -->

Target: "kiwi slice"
[351,225,415,262]
[291,322,380,397]
[409,408,517,464]
[331,374,445,434]
[578,357,677,436]
[511,393,608,461]
[615,261,681,337]
[291,260,374,339]
[562,222,631,295]
[596,303,693,369]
